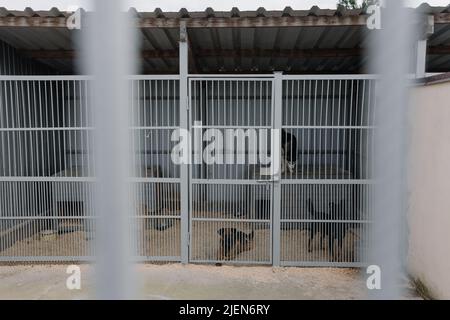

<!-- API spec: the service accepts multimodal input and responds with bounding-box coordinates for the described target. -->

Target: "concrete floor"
[0,264,419,300]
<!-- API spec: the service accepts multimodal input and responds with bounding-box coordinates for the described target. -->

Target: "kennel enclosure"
[0,73,375,266]
[2,6,445,266]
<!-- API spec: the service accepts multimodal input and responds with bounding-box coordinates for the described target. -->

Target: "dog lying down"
[216,228,255,261]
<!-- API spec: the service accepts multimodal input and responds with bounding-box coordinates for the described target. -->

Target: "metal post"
[179,21,190,264]
[84,0,137,299]
[272,71,283,266]
[415,40,427,79]
[369,0,412,299]
[415,15,434,79]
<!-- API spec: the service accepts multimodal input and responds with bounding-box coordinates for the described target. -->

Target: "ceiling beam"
[199,48,363,58]
[20,45,450,61]
[428,45,450,55]
[434,13,450,24]
[139,16,368,28]
[20,48,363,60]
[1,13,450,29]
[21,49,179,59]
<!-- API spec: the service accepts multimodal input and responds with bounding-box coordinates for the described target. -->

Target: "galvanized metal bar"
[179,22,190,264]
[272,72,283,266]
[415,39,428,78]
[282,75,378,80]
[0,75,180,81]
[187,75,275,79]
[191,218,270,223]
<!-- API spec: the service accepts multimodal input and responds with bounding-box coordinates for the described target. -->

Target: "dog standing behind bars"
[281,129,297,174]
[327,200,347,261]
[306,199,357,262]
[306,198,329,252]
[216,228,255,261]
[328,200,361,262]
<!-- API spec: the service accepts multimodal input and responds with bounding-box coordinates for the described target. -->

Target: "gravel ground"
[0,264,420,300]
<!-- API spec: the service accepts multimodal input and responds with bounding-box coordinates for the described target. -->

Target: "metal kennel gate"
[188,77,275,264]
[186,75,375,267]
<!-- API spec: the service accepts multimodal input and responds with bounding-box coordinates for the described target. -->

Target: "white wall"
[408,79,450,299]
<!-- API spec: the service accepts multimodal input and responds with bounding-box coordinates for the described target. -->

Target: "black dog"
[306,199,329,253]
[327,200,348,261]
[217,228,255,260]
[306,199,351,261]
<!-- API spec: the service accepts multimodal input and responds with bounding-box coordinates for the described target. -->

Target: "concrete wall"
[408,78,450,299]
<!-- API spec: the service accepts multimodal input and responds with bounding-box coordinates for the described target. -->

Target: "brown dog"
[217,228,255,260]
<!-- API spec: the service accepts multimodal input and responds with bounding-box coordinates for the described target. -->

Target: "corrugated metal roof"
[416,71,450,85]
[1,4,449,18]
[0,7,70,18]
[0,5,449,74]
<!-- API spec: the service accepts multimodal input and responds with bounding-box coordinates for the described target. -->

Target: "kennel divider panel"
[0,76,183,262]
[0,78,96,261]
[130,78,182,262]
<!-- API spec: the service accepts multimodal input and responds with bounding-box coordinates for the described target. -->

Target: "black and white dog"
[281,129,297,174]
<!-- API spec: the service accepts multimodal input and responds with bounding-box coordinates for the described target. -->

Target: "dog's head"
[217,228,255,260]
[217,227,232,238]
